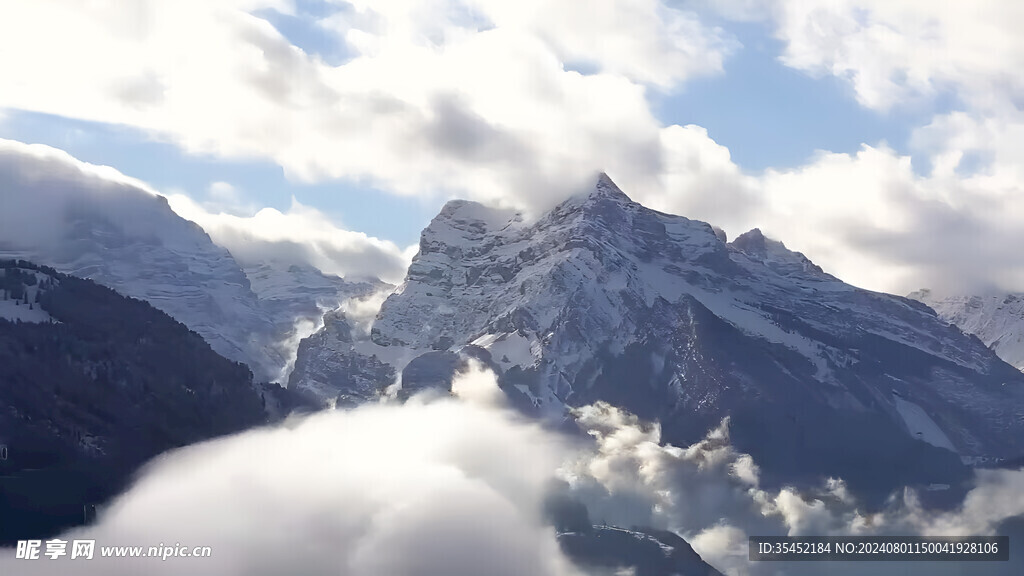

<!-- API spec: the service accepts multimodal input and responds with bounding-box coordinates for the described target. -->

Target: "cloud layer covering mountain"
[1,368,1020,576]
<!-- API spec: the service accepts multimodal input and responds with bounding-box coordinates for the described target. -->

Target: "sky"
[1,0,1024,294]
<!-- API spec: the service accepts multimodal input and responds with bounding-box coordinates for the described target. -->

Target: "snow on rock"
[0,299,50,323]
[910,289,1024,371]
[891,393,958,452]
[0,267,54,323]
[292,174,1024,498]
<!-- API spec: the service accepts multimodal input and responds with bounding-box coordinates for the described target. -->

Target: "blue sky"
[1,0,1022,294]
[652,21,959,174]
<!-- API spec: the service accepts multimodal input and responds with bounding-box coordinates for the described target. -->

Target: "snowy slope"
[244,261,384,327]
[244,261,388,383]
[0,200,287,381]
[294,174,1024,498]
[0,142,380,383]
[0,267,53,324]
[909,290,1024,371]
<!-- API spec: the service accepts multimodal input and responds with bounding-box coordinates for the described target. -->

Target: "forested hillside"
[0,260,269,543]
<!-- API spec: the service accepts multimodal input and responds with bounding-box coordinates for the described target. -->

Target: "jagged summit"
[730,227,829,279]
[428,173,633,242]
[593,172,633,201]
[555,172,635,213]
[731,228,768,255]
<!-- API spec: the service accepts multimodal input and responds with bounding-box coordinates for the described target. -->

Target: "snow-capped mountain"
[0,193,288,382]
[0,143,377,383]
[292,174,1024,500]
[909,290,1024,371]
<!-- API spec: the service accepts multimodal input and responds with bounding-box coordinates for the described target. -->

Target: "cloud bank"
[0,139,165,253]
[1,368,1022,575]
[167,193,413,284]
[0,138,410,284]
[0,390,581,575]
[560,402,1024,576]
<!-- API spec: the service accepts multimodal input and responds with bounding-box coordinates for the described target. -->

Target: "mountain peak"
[592,172,632,202]
[730,227,829,277]
[731,228,767,256]
[547,173,634,222]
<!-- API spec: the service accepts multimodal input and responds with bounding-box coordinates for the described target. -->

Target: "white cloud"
[638,1,1024,295]
[0,137,410,285]
[167,194,413,284]
[0,371,1019,575]
[0,398,582,576]
[5,1,1024,294]
[561,402,1024,576]
[340,285,395,338]
[206,180,244,206]
[764,0,1024,113]
[0,0,732,211]
[450,359,506,407]
[0,138,165,253]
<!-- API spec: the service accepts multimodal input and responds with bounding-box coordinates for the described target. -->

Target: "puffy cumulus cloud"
[340,285,397,338]
[0,398,582,576]
[635,124,761,228]
[758,0,1024,113]
[560,402,1024,576]
[0,374,1021,575]
[450,359,507,408]
[559,403,776,537]
[639,138,1024,294]
[201,180,257,215]
[756,141,1024,295]
[639,0,1024,295]
[167,194,413,284]
[0,0,734,214]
